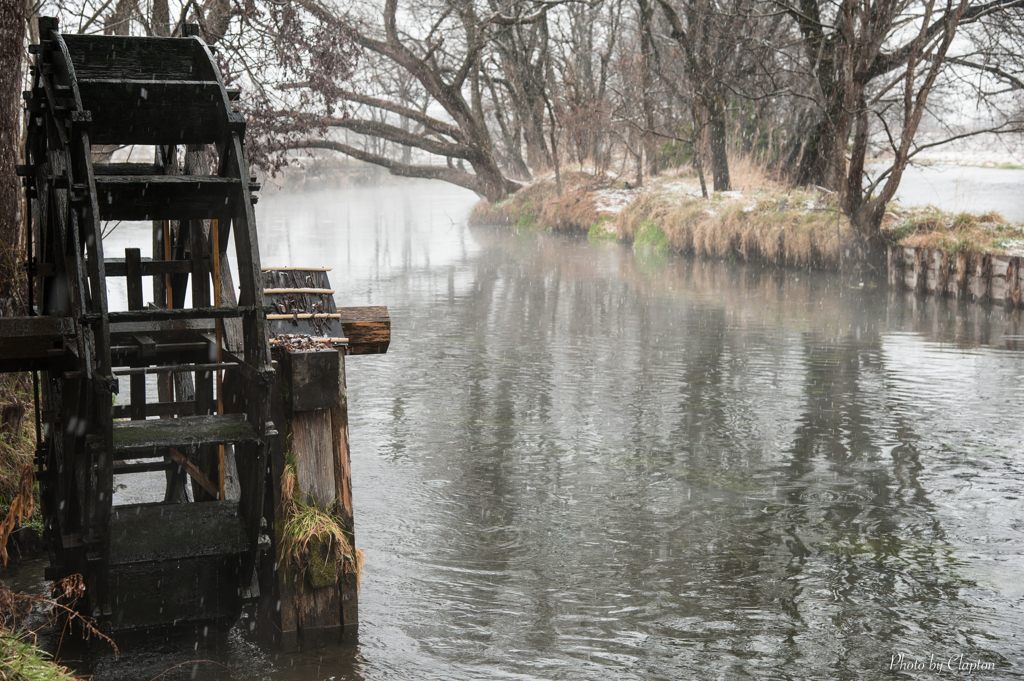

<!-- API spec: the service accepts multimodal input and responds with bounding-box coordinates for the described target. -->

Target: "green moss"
[587,218,616,242]
[306,534,341,588]
[633,219,670,257]
[516,211,538,231]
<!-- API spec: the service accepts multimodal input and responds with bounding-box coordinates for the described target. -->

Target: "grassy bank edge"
[0,633,80,681]
[468,173,1023,270]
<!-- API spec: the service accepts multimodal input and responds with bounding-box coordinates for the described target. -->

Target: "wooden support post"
[913,248,928,294]
[258,347,356,650]
[888,246,903,290]
[1009,257,1022,308]
[125,249,146,421]
[956,251,969,298]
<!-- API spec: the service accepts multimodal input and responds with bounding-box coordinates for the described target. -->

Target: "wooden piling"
[887,245,1024,309]
[258,346,357,650]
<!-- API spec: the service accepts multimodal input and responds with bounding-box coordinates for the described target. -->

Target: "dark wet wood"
[102,257,192,277]
[63,34,211,81]
[0,316,75,372]
[109,501,247,563]
[108,306,260,322]
[126,248,146,420]
[76,79,224,145]
[95,176,242,221]
[112,400,195,419]
[93,163,164,176]
[283,350,341,412]
[113,461,174,474]
[112,413,258,452]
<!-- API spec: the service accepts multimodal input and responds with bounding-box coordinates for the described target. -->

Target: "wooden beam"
[264,288,335,295]
[167,448,220,499]
[261,267,332,272]
[267,313,342,319]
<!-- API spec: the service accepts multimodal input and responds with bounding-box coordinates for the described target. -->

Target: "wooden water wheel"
[13,17,275,630]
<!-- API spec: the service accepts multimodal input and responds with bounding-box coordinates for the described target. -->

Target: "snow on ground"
[592,188,640,215]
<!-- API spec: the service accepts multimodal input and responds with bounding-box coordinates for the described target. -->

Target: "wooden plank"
[108,556,241,631]
[95,176,241,221]
[0,315,74,370]
[76,79,225,145]
[108,306,258,323]
[112,401,194,419]
[63,34,210,81]
[265,288,335,294]
[224,128,272,580]
[127,248,147,420]
[268,313,342,319]
[113,461,174,474]
[109,501,248,563]
[112,361,238,376]
[93,163,164,176]
[103,257,192,277]
[262,267,332,272]
[112,413,258,451]
[167,448,219,498]
[125,248,144,309]
[331,353,356,630]
[0,315,74,339]
[292,410,336,508]
[110,318,215,342]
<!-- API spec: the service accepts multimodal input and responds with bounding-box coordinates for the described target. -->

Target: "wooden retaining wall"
[888,245,1024,307]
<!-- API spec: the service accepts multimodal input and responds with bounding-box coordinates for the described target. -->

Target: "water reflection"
[42,181,1024,679]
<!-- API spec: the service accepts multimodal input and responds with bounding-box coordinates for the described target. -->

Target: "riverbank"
[468,171,1024,274]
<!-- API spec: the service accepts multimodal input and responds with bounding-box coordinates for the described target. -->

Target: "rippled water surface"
[38,180,1024,679]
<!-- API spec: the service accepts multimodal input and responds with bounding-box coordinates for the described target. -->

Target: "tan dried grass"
[615,189,850,269]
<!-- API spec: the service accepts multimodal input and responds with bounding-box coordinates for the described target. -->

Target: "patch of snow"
[720,190,744,199]
[1000,239,1024,256]
[661,181,705,198]
[743,205,757,213]
[593,188,639,215]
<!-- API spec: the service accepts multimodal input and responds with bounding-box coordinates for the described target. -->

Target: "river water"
[12,177,1024,679]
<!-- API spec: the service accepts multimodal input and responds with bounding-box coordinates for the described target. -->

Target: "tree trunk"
[706,92,730,191]
[152,0,170,36]
[0,0,26,317]
[638,0,659,178]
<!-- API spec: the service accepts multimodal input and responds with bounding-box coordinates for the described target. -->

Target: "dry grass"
[882,205,1024,256]
[471,161,856,269]
[0,378,32,506]
[278,458,362,590]
[470,173,612,233]
[727,155,788,192]
[615,187,850,269]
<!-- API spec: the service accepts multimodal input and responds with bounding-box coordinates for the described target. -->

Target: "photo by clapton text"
[890,653,997,674]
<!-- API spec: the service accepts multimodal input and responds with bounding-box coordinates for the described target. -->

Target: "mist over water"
[41,177,1024,679]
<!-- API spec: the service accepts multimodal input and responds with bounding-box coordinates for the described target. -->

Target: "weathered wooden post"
[255,268,389,650]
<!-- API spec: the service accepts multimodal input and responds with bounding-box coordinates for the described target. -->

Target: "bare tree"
[0,0,27,317]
